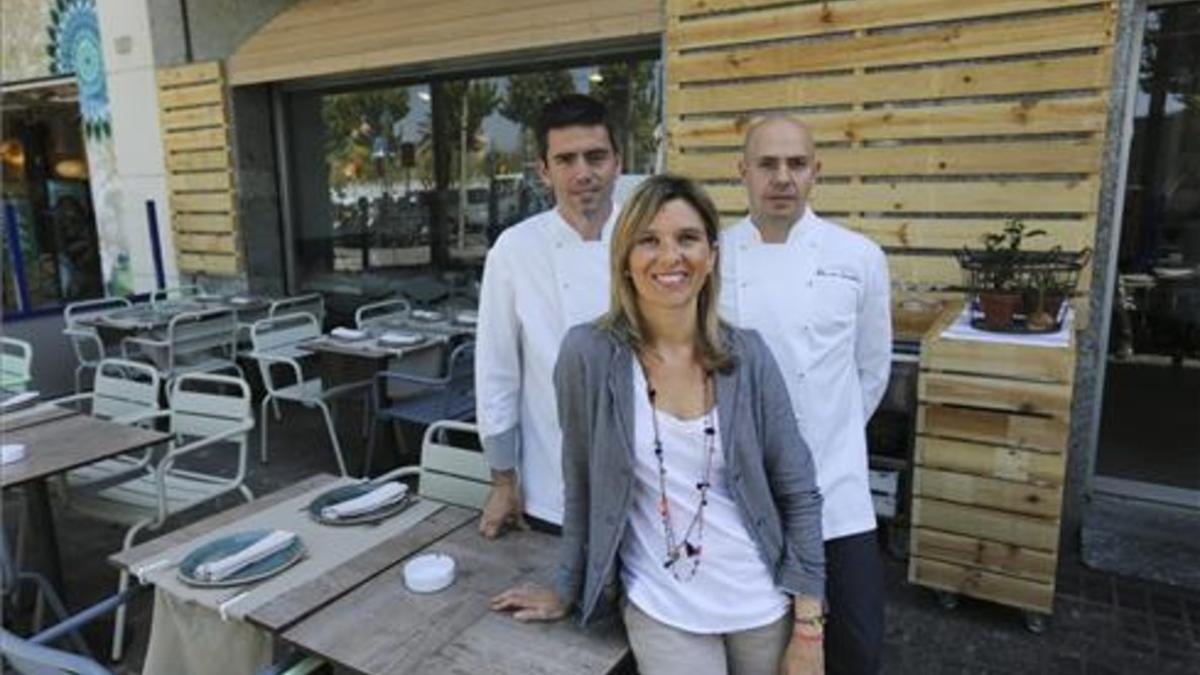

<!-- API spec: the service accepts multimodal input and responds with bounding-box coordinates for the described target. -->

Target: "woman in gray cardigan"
[492,175,826,675]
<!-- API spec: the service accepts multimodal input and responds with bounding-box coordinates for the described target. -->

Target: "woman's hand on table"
[490,583,570,622]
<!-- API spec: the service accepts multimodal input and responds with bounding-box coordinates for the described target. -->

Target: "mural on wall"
[46,0,133,295]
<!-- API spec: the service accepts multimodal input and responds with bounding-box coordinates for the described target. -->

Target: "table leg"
[25,478,68,603]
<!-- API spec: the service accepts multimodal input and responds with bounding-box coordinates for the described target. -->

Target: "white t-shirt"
[619,361,789,634]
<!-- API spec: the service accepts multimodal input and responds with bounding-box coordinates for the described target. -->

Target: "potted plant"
[966,220,1046,330]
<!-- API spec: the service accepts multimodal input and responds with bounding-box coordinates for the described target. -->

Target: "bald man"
[719,116,891,674]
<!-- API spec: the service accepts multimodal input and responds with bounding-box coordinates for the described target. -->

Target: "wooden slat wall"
[227,0,663,86]
[664,0,1118,294]
[157,62,241,276]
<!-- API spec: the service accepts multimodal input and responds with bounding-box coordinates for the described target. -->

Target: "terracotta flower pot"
[979,291,1021,331]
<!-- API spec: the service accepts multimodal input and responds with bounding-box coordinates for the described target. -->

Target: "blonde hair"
[600,174,733,373]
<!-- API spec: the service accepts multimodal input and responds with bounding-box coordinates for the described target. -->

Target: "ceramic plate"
[308,483,414,526]
[177,529,306,588]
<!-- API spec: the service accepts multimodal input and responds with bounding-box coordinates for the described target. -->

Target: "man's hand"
[478,471,528,538]
[781,634,824,675]
[490,583,570,622]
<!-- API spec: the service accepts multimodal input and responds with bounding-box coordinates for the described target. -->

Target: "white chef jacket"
[475,206,617,524]
[719,207,891,540]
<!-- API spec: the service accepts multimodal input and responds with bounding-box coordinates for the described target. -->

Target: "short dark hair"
[536,94,618,161]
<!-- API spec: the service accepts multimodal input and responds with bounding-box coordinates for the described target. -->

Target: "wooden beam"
[916,436,1066,487]
[918,404,1069,453]
[912,497,1059,551]
[914,467,1062,518]
[909,555,1055,612]
[911,528,1057,582]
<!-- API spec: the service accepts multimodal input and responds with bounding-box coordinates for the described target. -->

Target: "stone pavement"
[3,402,1197,674]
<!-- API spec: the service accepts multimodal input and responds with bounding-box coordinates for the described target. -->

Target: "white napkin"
[1,444,26,465]
[378,331,422,347]
[320,482,408,520]
[194,530,298,582]
[455,311,478,325]
[411,310,443,322]
[331,327,367,341]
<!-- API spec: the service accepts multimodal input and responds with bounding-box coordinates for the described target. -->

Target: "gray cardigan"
[552,322,825,624]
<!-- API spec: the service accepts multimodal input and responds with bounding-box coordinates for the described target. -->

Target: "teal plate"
[308,482,413,526]
[177,529,306,588]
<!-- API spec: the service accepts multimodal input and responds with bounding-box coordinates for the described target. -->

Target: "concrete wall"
[2,314,81,397]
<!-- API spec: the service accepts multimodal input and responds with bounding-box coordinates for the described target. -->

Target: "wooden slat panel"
[669,53,1111,116]
[708,178,1100,215]
[174,233,240,255]
[158,82,224,110]
[171,192,235,213]
[923,333,1077,383]
[918,404,1069,452]
[916,436,1066,486]
[164,128,229,153]
[671,96,1108,149]
[178,253,240,275]
[912,497,1059,550]
[166,150,231,172]
[669,10,1111,84]
[670,0,1103,48]
[914,467,1061,518]
[670,139,1103,180]
[161,105,227,132]
[919,372,1072,417]
[156,61,222,88]
[174,213,237,234]
[911,528,1057,582]
[169,171,233,193]
[847,217,1093,251]
[909,555,1055,612]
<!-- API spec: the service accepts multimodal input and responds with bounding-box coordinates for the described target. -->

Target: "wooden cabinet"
[909,302,1074,617]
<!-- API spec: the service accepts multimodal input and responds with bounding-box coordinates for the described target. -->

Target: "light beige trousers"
[623,600,792,675]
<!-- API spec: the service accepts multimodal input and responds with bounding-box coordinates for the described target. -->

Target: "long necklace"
[644,372,716,582]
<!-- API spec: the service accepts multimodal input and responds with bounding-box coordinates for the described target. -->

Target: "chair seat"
[378,386,474,427]
[67,470,238,527]
[64,456,152,491]
[272,378,325,403]
[171,356,239,377]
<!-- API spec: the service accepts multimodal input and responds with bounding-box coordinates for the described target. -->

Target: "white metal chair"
[354,298,411,329]
[63,373,255,661]
[120,307,242,388]
[148,284,207,306]
[249,313,370,476]
[270,293,326,325]
[63,297,133,394]
[49,359,164,491]
[0,337,33,392]
[374,420,490,509]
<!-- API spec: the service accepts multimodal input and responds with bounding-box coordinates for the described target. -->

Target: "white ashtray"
[331,327,368,341]
[403,553,456,593]
[1,444,27,465]
[378,331,423,347]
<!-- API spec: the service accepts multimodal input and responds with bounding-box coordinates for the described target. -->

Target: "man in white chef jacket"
[475,95,621,537]
[720,115,891,674]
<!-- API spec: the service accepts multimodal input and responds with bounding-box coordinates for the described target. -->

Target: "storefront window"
[2,82,103,315]
[285,55,661,294]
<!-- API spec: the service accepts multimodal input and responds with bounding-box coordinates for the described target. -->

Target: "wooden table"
[281,521,629,675]
[79,296,271,347]
[2,408,169,597]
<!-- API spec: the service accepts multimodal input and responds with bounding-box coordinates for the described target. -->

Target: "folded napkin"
[331,327,368,341]
[1,444,26,465]
[321,481,408,520]
[454,311,478,325]
[378,331,422,347]
[194,530,297,582]
[411,310,443,322]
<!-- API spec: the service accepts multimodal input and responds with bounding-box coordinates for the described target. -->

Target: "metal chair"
[354,298,411,329]
[364,342,475,475]
[0,337,33,392]
[120,307,243,388]
[49,359,164,492]
[249,313,369,476]
[62,373,256,661]
[372,420,490,509]
[63,297,133,394]
[270,293,326,325]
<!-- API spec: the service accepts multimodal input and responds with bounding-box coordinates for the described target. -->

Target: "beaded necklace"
[644,372,716,582]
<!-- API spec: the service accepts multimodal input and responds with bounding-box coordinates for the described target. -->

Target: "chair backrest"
[89,359,162,421]
[169,373,252,441]
[355,298,411,329]
[445,341,474,381]
[0,337,33,391]
[270,293,325,325]
[63,296,132,329]
[251,313,321,353]
[1,629,113,675]
[166,308,238,369]
[417,420,490,508]
[150,284,206,306]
